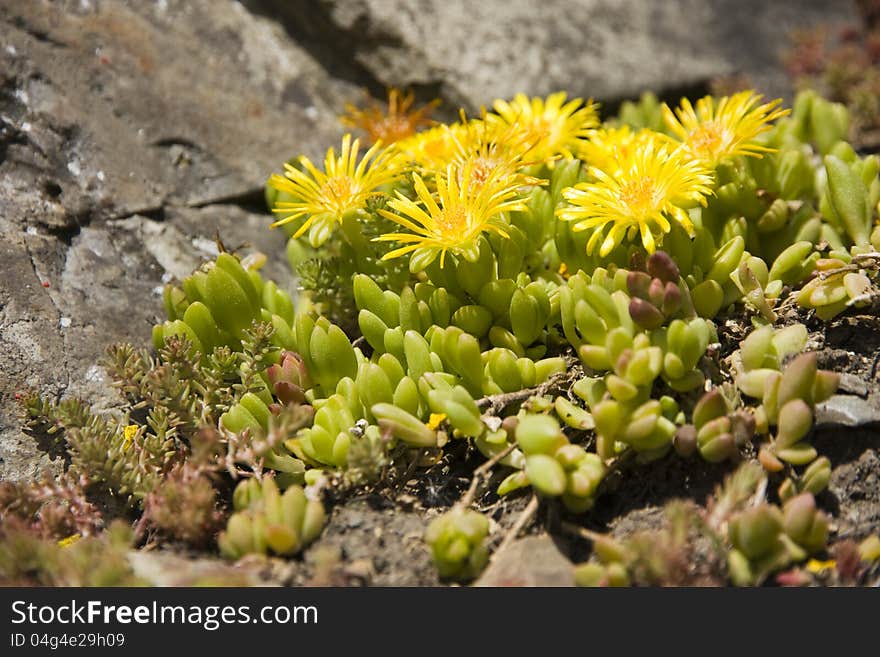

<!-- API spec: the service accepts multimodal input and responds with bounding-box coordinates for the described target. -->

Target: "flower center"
[323,176,354,203]
[373,116,415,143]
[689,121,729,158]
[469,155,501,187]
[619,176,656,216]
[438,206,468,236]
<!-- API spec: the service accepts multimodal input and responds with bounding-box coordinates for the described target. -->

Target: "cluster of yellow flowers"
[267,88,788,268]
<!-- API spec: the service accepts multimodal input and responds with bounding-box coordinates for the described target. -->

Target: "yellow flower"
[445,111,545,190]
[578,126,670,175]
[267,134,404,243]
[489,92,599,161]
[805,558,836,574]
[426,413,447,430]
[375,161,526,270]
[340,88,439,145]
[557,139,714,256]
[393,123,468,172]
[122,424,139,449]
[662,91,790,167]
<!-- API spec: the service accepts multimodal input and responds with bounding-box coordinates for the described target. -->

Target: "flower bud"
[757,198,790,232]
[647,277,666,308]
[626,271,652,298]
[647,250,680,283]
[629,297,665,330]
[266,351,311,404]
[673,424,697,458]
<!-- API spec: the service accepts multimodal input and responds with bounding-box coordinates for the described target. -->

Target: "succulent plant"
[218,477,326,560]
[424,508,490,581]
[18,84,876,587]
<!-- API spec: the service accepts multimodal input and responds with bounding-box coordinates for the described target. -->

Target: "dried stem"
[458,443,517,509]
[817,252,880,280]
[476,373,569,415]
[493,494,539,557]
[560,521,606,544]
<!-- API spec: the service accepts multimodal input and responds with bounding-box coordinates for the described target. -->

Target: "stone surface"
[816,394,880,429]
[1,0,354,222]
[260,0,859,111]
[0,0,357,481]
[127,550,289,586]
[475,534,575,586]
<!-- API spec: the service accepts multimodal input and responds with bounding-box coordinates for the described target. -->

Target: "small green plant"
[13,83,880,587]
[218,477,326,560]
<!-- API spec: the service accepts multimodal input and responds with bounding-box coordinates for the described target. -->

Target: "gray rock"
[816,394,880,429]
[475,534,575,586]
[261,0,858,110]
[127,550,289,586]
[837,373,871,398]
[0,0,354,481]
[1,0,356,222]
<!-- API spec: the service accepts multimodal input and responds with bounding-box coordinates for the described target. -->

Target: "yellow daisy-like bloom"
[662,91,790,167]
[578,125,671,175]
[442,111,544,191]
[557,140,714,256]
[375,161,527,269]
[393,123,468,172]
[340,88,439,145]
[267,134,403,239]
[489,92,599,162]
